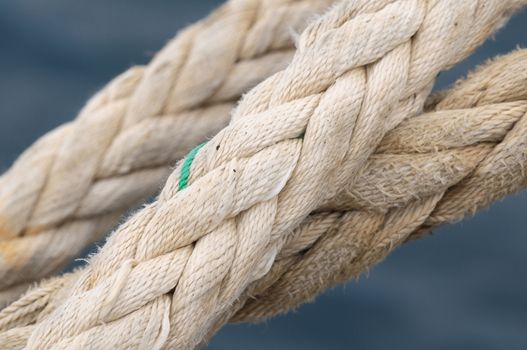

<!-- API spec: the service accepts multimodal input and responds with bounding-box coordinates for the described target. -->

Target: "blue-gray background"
[0,2,526,349]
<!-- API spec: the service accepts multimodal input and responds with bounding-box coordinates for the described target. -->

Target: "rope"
[197,49,527,339]
[0,0,334,306]
[3,0,521,346]
[0,1,524,349]
[233,59,527,322]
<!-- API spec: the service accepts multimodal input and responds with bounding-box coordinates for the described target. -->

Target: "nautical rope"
[182,49,527,340]
[233,52,527,322]
[0,1,524,349]
[3,2,524,346]
[2,46,527,350]
[0,0,333,306]
[0,41,527,345]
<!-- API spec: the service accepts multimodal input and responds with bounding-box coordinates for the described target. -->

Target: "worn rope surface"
[0,0,334,305]
[229,49,527,325]
[3,48,527,349]
[1,0,527,346]
[0,1,524,349]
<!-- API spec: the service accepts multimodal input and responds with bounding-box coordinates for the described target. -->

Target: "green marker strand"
[178,131,303,191]
[178,142,207,191]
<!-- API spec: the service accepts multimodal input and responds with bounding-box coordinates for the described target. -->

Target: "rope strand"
[5,1,521,349]
[0,0,333,306]
[1,1,527,349]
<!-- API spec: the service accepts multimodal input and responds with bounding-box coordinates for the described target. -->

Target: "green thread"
[179,142,207,191]
[178,131,304,191]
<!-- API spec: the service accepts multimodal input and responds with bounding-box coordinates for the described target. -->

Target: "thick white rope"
[4,1,521,349]
[0,0,334,305]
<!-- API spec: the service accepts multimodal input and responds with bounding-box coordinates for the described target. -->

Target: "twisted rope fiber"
[1,0,527,348]
[6,24,527,337]
[1,1,524,349]
[1,19,525,350]
[0,0,335,305]
[156,49,527,339]
[3,49,527,348]
[228,51,527,324]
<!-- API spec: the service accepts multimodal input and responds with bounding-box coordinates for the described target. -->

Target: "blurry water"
[0,2,526,349]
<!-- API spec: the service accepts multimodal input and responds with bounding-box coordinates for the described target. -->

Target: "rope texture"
[1,0,527,349]
[1,0,525,349]
[230,50,527,324]
[0,0,333,305]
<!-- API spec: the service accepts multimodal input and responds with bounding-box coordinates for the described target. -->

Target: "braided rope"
[235,69,527,323]
[184,50,527,338]
[1,0,519,346]
[2,41,527,350]
[6,50,527,346]
[0,1,521,349]
[0,0,334,304]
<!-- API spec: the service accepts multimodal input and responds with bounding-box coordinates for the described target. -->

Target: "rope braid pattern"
[230,50,527,324]
[0,1,523,349]
[3,48,527,349]
[0,0,334,305]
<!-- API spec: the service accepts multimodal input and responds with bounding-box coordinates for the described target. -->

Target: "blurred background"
[0,1,526,349]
